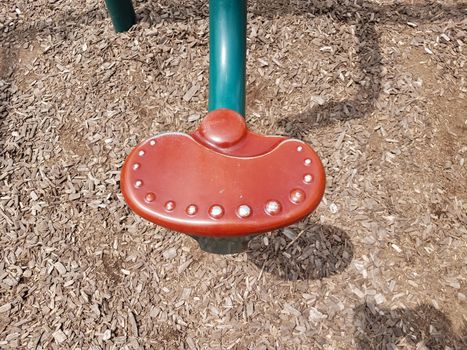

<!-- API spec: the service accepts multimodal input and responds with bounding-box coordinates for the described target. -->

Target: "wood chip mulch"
[1,0,466,349]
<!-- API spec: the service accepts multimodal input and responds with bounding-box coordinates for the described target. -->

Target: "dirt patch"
[14,43,42,89]
[101,253,124,284]
[154,324,185,348]
[59,123,90,158]
[402,46,466,200]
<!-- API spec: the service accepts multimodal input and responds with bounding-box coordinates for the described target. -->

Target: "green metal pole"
[192,0,249,254]
[104,0,136,32]
[191,235,253,255]
[208,0,247,116]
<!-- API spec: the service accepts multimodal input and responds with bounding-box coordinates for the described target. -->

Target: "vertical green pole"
[104,0,136,32]
[191,235,253,255]
[208,0,247,116]
[195,0,249,254]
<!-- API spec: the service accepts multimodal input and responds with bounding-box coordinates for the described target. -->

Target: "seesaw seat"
[120,109,325,237]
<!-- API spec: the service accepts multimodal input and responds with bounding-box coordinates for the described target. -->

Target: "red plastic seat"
[120,109,325,237]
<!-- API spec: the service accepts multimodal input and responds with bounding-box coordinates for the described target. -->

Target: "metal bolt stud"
[290,189,306,204]
[135,180,143,188]
[304,174,313,184]
[145,192,156,202]
[297,146,303,152]
[209,205,224,219]
[186,204,198,216]
[265,200,282,216]
[165,201,176,212]
[304,158,312,166]
[237,205,252,218]
[138,150,145,156]
[132,163,140,170]
[149,140,156,146]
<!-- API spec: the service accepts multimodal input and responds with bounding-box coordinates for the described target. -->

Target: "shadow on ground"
[354,302,467,350]
[247,224,353,281]
[262,0,466,136]
[0,4,106,143]
[0,72,13,143]
[0,33,19,146]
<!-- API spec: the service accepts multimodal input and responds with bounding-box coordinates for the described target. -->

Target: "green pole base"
[190,235,253,254]
[104,0,136,32]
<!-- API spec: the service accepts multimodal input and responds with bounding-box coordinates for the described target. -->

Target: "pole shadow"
[0,24,41,152]
[354,302,467,350]
[0,31,19,147]
[247,224,353,281]
[0,71,13,142]
[267,0,466,137]
[0,3,102,147]
[278,14,381,136]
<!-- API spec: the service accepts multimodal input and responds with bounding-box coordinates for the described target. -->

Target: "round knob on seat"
[198,109,247,148]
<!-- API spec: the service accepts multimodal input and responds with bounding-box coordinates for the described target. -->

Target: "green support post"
[193,0,250,254]
[109,0,250,253]
[208,0,247,116]
[191,235,253,255]
[104,0,136,32]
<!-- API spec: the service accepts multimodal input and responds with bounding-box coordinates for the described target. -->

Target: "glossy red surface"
[192,109,286,157]
[121,109,326,237]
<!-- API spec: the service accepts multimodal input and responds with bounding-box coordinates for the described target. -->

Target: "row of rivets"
[135,174,313,188]
[135,180,309,213]
[133,143,312,218]
[139,193,305,218]
[141,196,305,216]
[298,146,313,183]
[137,140,156,157]
[135,192,310,217]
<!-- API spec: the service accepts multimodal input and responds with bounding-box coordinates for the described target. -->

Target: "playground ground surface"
[0,0,466,349]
